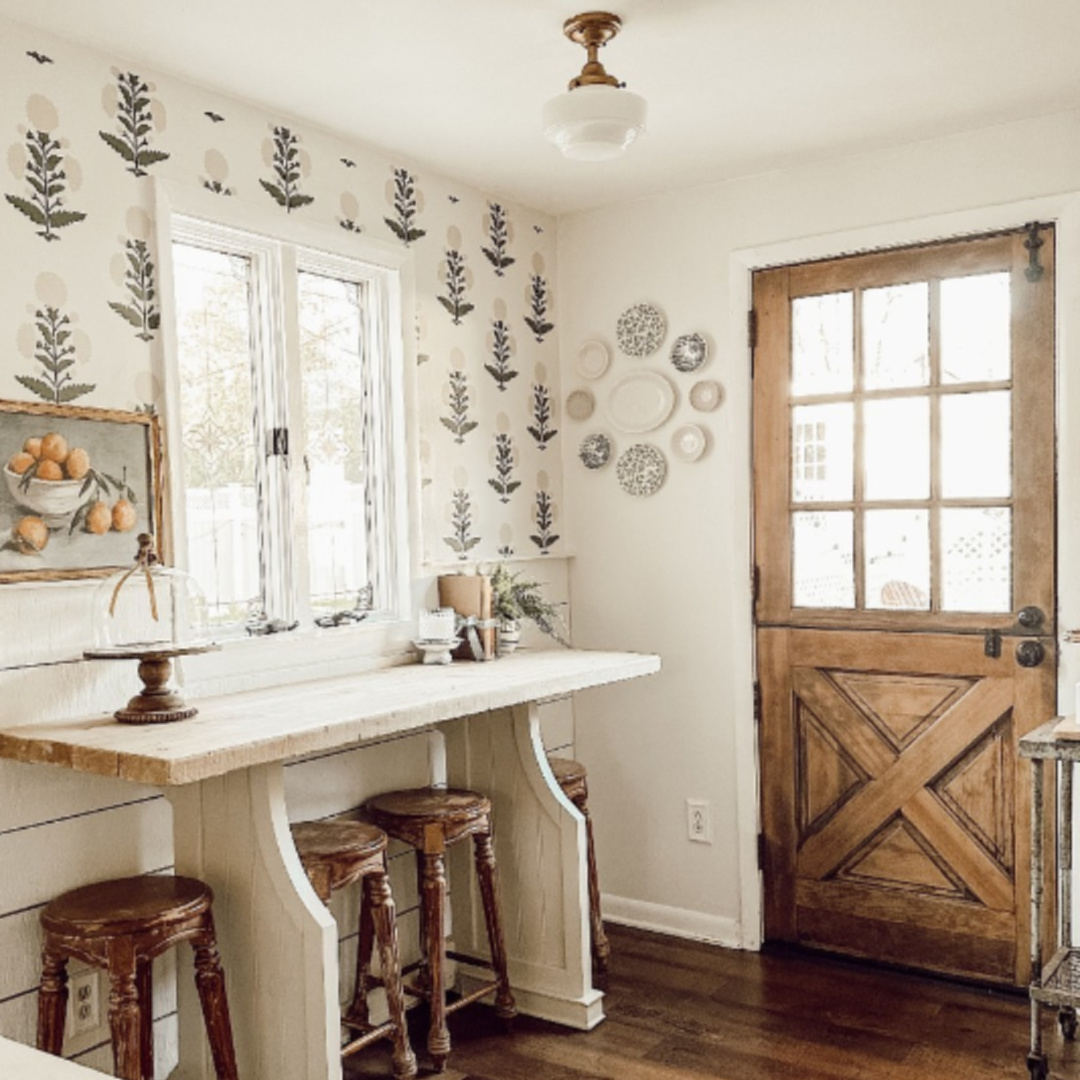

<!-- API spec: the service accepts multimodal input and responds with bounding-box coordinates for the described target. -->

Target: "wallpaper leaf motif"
[384,167,425,245]
[444,488,481,559]
[16,306,94,403]
[440,371,478,444]
[202,179,234,196]
[488,433,520,504]
[5,129,86,241]
[259,126,314,212]
[530,490,558,553]
[481,203,514,276]
[484,319,517,391]
[526,383,557,450]
[109,239,160,341]
[98,71,170,177]
[438,249,474,324]
[525,273,554,344]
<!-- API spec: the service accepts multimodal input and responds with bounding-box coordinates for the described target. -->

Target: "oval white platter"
[689,379,722,412]
[672,423,707,462]
[606,370,675,433]
[575,340,610,380]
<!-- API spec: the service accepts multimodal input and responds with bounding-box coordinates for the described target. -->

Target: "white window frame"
[154,180,417,681]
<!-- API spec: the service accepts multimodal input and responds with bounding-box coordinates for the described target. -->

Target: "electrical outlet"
[687,798,712,844]
[68,970,100,1037]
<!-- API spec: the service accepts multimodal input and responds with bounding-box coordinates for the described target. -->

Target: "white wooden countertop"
[0,649,659,786]
[0,1038,104,1079]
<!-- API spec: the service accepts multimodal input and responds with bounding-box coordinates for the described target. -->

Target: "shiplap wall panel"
[0,800,171,912]
[0,759,159,833]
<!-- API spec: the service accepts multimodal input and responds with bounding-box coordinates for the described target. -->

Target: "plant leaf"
[99,130,135,163]
[109,301,143,327]
[57,382,95,402]
[5,194,47,227]
[14,374,55,401]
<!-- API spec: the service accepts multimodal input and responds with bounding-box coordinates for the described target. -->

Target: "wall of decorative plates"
[569,302,723,496]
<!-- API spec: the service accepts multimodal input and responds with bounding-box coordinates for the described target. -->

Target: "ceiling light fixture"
[542,11,647,162]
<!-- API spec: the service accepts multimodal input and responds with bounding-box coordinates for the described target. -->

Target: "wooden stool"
[549,757,610,974]
[37,875,238,1080]
[290,819,416,1080]
[365,788,516,1072]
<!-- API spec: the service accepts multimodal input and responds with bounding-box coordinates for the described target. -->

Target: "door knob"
[1017,606,1046,631]
[1016,640,1046,668]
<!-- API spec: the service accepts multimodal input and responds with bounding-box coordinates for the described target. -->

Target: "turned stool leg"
[421,850,451,1072]
[472,832,516,1020]
[191,921,239,1080]
[137,962,154,1080]
[106,947,143,1080]
[364,870,417,1080]
[344,887,376,1029]
[36,948,69,1056]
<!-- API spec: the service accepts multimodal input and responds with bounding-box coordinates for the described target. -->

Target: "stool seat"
[365,787,514,1073]
[42,876,211,938]
[289,819,416,1080]
[37,875,237,1080]
[548,756,610,974]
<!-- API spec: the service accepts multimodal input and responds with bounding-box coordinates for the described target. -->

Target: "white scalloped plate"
[689,379,722,412]
[575,340,610,380]
[606,371,675,434]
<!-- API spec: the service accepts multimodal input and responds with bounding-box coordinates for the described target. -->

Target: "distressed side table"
[1019,719,1080,1080]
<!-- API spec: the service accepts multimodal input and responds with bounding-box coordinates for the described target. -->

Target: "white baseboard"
[457,971,605,1031]
[601,894,745,948]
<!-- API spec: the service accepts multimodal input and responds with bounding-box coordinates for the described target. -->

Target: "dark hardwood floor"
[345,923,1076,1079]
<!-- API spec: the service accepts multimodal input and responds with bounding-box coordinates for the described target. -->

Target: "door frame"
[727,191,1080,950]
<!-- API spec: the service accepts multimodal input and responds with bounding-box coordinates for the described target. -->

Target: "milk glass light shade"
[92,533,209,649]
[542,85,647,161]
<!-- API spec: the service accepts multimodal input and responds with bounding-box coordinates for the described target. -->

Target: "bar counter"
[0,648,660,1080]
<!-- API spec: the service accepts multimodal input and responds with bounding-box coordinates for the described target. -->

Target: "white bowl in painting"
[4,466,85,524]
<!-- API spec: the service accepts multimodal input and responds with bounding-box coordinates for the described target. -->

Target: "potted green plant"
[488,564,568,654]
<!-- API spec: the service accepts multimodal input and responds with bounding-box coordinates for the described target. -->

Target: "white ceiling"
[3,0,1080,216]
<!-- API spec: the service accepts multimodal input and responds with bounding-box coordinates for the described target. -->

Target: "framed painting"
[0,399,163,582]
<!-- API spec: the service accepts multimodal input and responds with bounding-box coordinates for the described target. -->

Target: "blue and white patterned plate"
[579,432,612,470]
[670,333,708,373]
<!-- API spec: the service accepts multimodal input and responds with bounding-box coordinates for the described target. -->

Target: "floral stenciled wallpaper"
[0,21,564,604]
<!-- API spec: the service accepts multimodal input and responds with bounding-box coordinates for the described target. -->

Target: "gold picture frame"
[0,399,164,583]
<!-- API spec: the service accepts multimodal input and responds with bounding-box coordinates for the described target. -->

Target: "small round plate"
[566,388,595,421]
[616,443,667,496]
[616,303,666,358]
[672,423,707,462]
[607,370,676,433]
[575,340,610,380]
[579,432,613,470]
[670,333,709,373]
[689,379,722,412]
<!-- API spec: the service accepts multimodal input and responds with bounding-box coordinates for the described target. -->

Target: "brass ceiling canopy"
[563,11,624,90]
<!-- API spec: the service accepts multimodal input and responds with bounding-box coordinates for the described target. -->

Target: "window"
[160,199,411,638]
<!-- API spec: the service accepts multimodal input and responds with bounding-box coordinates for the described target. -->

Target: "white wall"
[558,106,1080,947]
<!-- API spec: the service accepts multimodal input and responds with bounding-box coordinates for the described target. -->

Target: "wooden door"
[754,227,1056,985]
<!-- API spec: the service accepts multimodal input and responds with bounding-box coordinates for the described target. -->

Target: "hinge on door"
[748,308,758,354]
[752,564,761,608]
[984,629,1002,659]
[757,831,767,868]
[269,427,289,457]
[753,680,762,724]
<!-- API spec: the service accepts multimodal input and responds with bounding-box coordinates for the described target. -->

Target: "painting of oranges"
[0,400,162,582]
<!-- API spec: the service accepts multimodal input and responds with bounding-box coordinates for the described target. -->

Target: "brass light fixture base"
[563,11,624,90]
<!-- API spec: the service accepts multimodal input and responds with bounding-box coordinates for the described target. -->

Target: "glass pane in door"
[941,507,1011,612]
[941,391,1011,499]
[864,509,930,610]
[791,292,853,395]
[940,272,1011,384]
[863,397,930,500]
[862,282,930,390]
[792,511,854,608]
[791,403,853,503]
